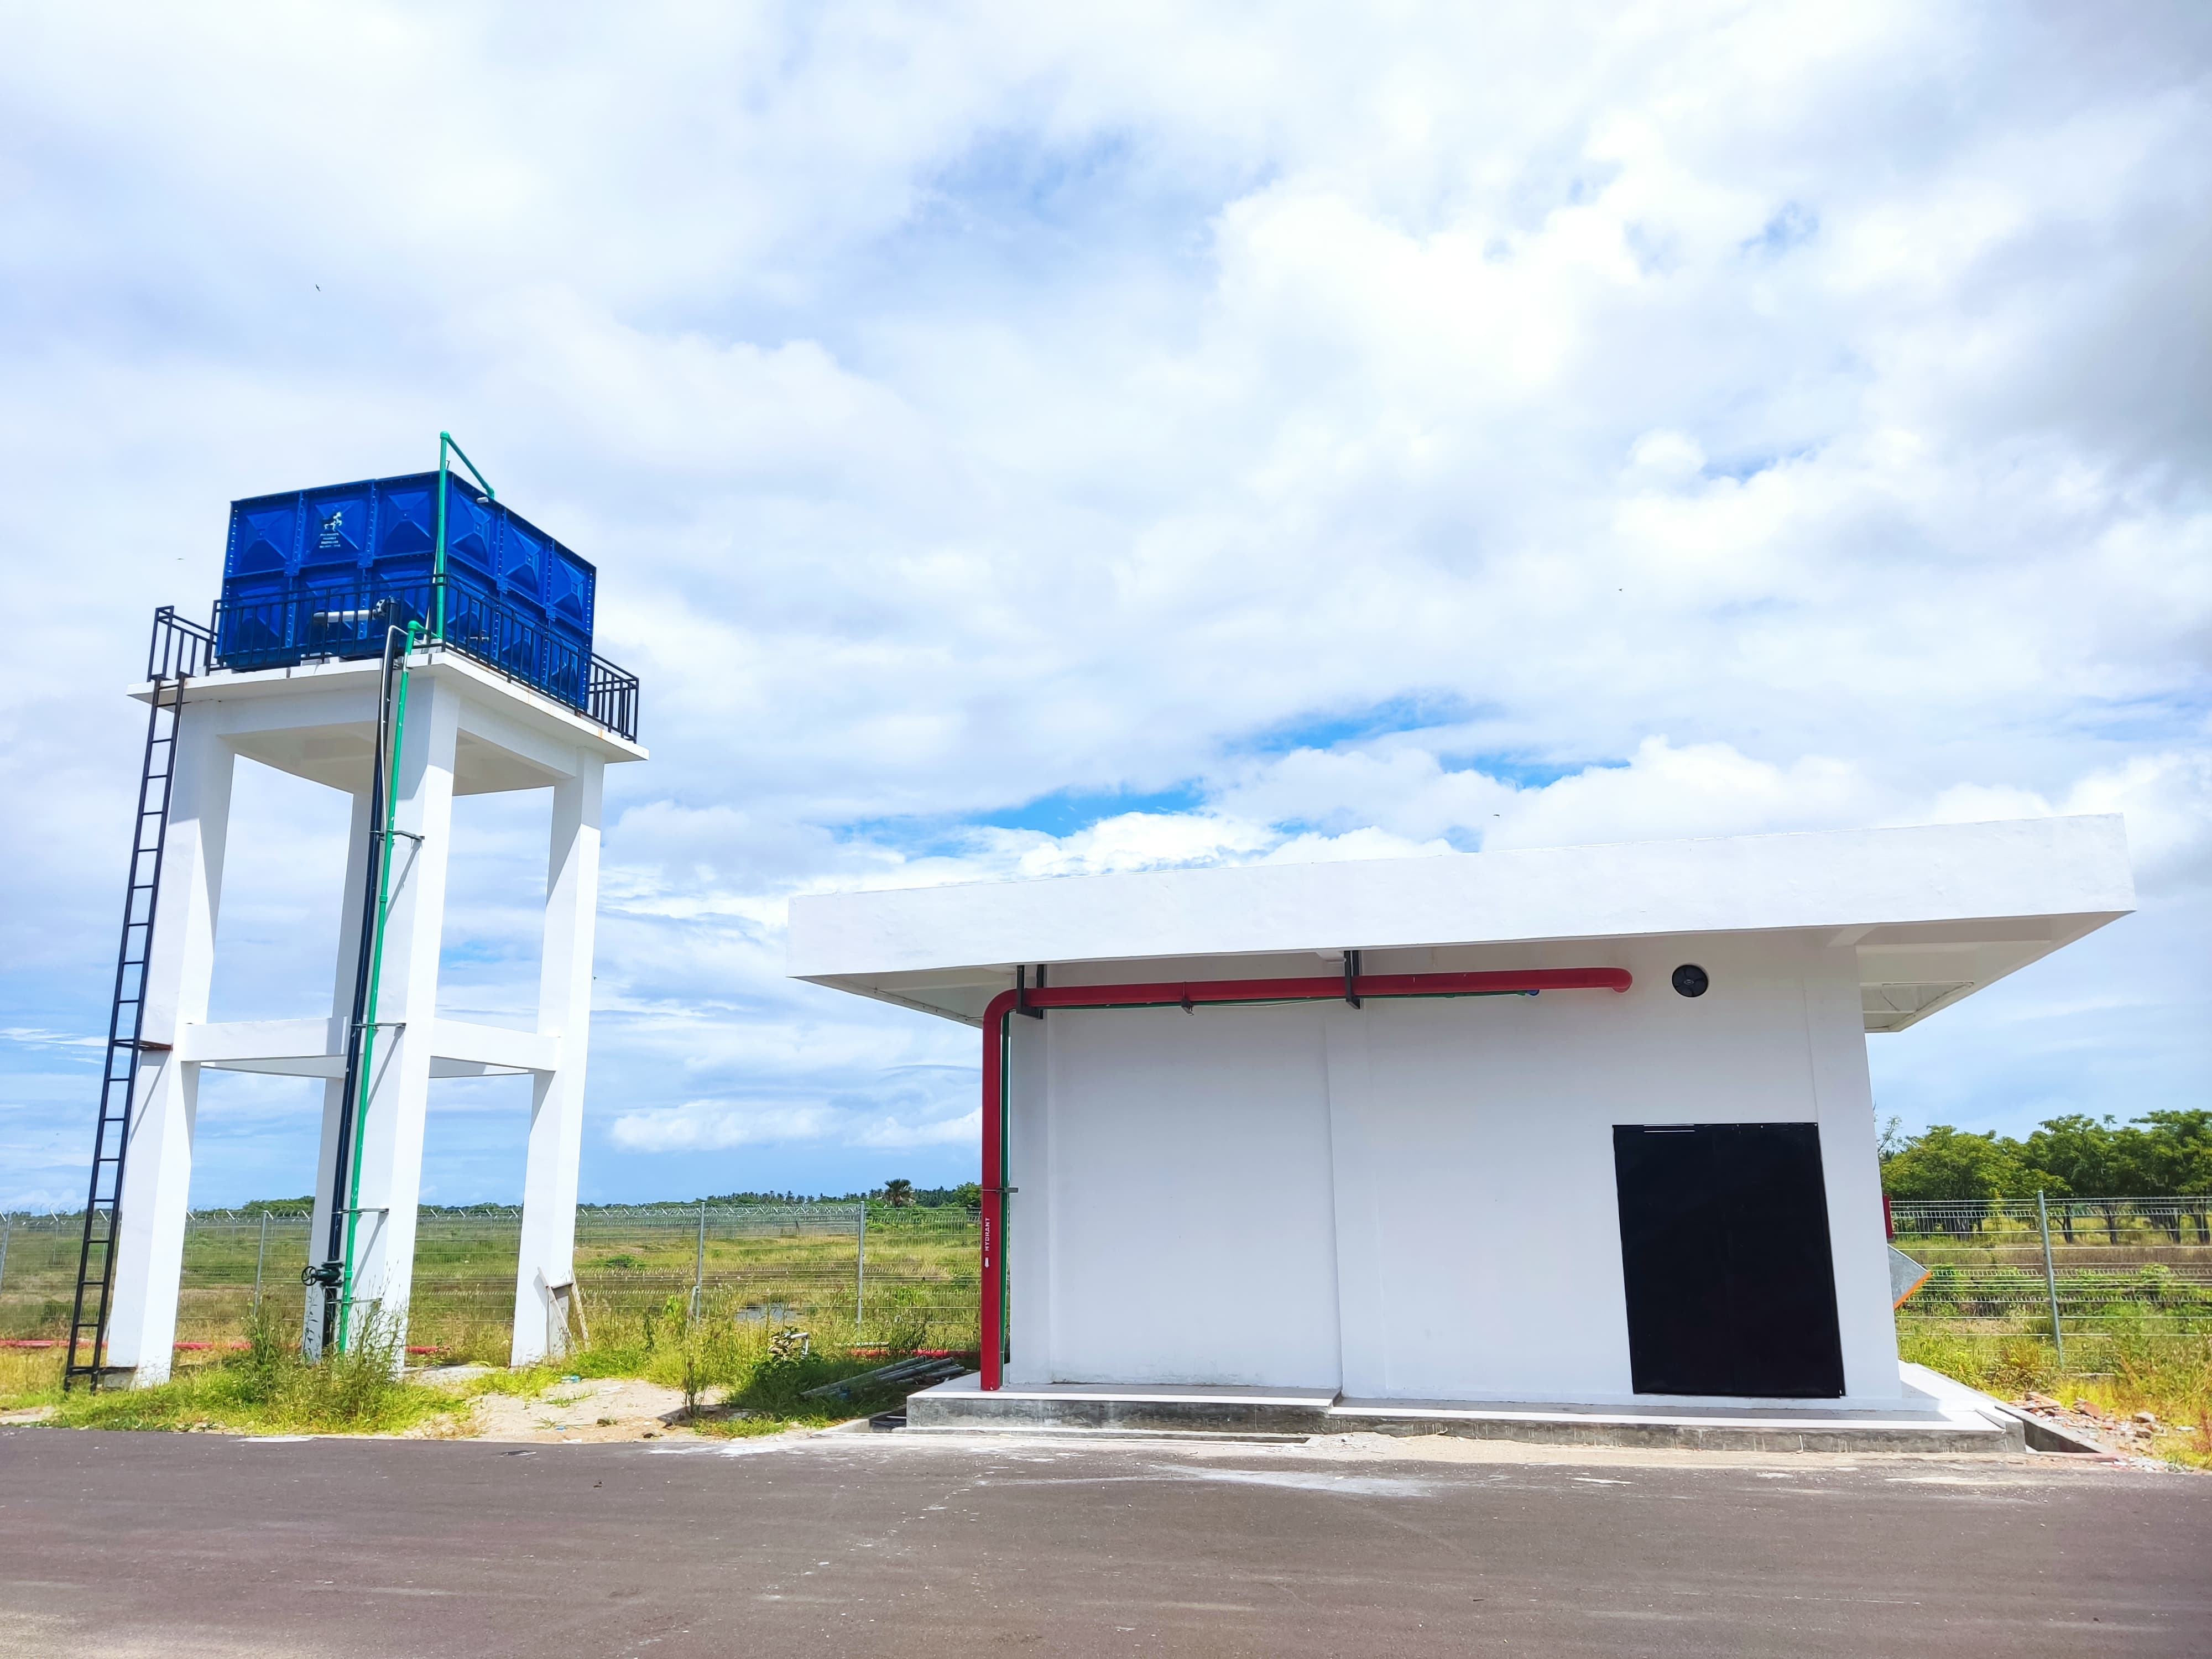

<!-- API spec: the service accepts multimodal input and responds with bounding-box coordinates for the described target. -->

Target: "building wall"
[1002,930,1901,1405]
[1035,1003,1342,1387]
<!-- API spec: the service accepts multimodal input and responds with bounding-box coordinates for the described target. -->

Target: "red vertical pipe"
[979,989,1018,1391]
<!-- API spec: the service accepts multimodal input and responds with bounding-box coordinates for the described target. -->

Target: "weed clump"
[1903,1322,2212,1469]
[0,1344,64,1410]
[3,1281,975,1444]
[538,1291,951,1436]
[44,1307,462,1437]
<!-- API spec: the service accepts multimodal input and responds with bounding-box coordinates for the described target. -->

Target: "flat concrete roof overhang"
[131,648,648,796]
[787,816,2135,1034]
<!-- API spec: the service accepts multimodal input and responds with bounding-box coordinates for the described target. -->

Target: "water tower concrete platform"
[103,646,644,1383]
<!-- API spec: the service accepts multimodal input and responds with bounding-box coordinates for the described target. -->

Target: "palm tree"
[881,1178,914,1208]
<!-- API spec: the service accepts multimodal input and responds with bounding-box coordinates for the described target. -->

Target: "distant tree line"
[228,1183,990,1214]
[869,1179,982,1211]
[602,1180,984,1211]
[1880,1110,2211,1202]
[671,1190,847,1207]
[676,1181,984,1211]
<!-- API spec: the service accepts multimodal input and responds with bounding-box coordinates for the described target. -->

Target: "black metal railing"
[147,606,215,681]
[209,573,639,742]
[587,653,640,742]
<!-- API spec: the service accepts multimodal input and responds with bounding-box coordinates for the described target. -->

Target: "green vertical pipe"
[432,431,496,646]
[433,442,449,643]
[338,622,421,1350]
[335,435,495,1348]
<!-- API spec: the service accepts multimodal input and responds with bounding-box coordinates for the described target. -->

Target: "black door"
[1612,1122,1846,1398]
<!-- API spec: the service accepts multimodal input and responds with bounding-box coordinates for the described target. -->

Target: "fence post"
[251,1212,269,1313]
[2037,1189,2065,1370]
[856,1203,867,1335]
[0,1214,12,1305]
[691,1200,707,1322]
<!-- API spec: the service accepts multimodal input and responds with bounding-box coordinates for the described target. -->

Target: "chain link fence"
[6,1193,2200,1360]
[1889,1197,2212,1334]
[0,1203,981,1355]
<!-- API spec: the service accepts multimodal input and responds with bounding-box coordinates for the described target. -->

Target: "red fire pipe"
[975,964,1632,1389]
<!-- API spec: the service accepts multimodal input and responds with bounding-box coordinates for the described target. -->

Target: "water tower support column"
[304,787,374,1359]
[511,760,604,1365]
[103,719,236,1386]
[335,675,459,1360]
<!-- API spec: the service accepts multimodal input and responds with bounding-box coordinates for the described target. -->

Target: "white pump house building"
[790,816,2132,1445]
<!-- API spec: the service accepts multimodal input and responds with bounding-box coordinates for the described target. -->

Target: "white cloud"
[610,1064,980,1155]
[0,1029,106,1051]
[3,2,2208,1201]
[1486,739,1874,850]
[1929,750,2212,891]
[611,1101,839,1152]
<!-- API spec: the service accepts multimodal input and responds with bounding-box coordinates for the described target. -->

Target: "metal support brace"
[2038,1190,2067,1369]
[1015,963,1046,1019]
[1344,950,1362,1008]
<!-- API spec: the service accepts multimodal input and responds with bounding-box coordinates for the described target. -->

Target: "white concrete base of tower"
[102,649,643,1386]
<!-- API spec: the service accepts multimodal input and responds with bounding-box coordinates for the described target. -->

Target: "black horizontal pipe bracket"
[1015,964,1046,1019]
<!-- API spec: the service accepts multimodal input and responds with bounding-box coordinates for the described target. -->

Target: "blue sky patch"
[1743,202,1819,257]
[1234,693,1486,757]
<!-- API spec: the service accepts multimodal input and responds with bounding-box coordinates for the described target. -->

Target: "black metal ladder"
[65,608,213,1391]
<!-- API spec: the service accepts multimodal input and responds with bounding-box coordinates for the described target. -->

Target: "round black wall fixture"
[1671,964,1710,998]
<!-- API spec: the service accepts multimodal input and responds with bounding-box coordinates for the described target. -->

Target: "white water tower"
[68,439,645,1386]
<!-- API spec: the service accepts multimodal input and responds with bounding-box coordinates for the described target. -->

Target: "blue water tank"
[215,472,598,708]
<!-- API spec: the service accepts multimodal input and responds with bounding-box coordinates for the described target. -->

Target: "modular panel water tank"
[215,472,597,708]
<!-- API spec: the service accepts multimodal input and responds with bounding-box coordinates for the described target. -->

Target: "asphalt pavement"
[1,1425,2206,1657]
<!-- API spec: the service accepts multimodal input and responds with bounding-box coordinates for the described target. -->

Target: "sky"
[1,2,2206,1211]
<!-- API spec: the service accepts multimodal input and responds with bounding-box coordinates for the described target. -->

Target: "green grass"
[0,1284,953,1441]
[22,1311,467,1437]
[0,1344,64,1411]
[1902,1319,2212,1469]
[18,1205,2197,1464]
[554,1291,945,1430]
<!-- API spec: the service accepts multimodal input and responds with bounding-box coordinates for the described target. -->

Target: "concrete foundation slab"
[904,1363,2023,1453]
